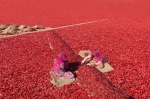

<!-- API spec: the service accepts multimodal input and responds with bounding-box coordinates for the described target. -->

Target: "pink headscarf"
[91,50,103,63]
[53,53,68,76]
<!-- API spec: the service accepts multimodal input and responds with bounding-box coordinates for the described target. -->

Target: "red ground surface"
[0,31,133,99]
[0,0,150,98]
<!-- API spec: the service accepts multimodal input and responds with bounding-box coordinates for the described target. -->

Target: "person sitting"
[53,53,74,79]
[81,50,104,68]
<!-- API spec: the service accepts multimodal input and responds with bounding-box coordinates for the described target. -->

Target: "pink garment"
[91,51,103,62]
[64,72,74,79]
[53,53,74,78]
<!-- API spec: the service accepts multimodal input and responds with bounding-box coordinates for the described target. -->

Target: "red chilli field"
[0,0,150,98]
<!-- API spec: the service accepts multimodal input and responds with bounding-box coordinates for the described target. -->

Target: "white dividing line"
[48,19,108,30]
[0,19,108,39]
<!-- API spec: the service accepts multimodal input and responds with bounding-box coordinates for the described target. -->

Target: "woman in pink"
[81,50,103,67]
[53,53,74,78]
